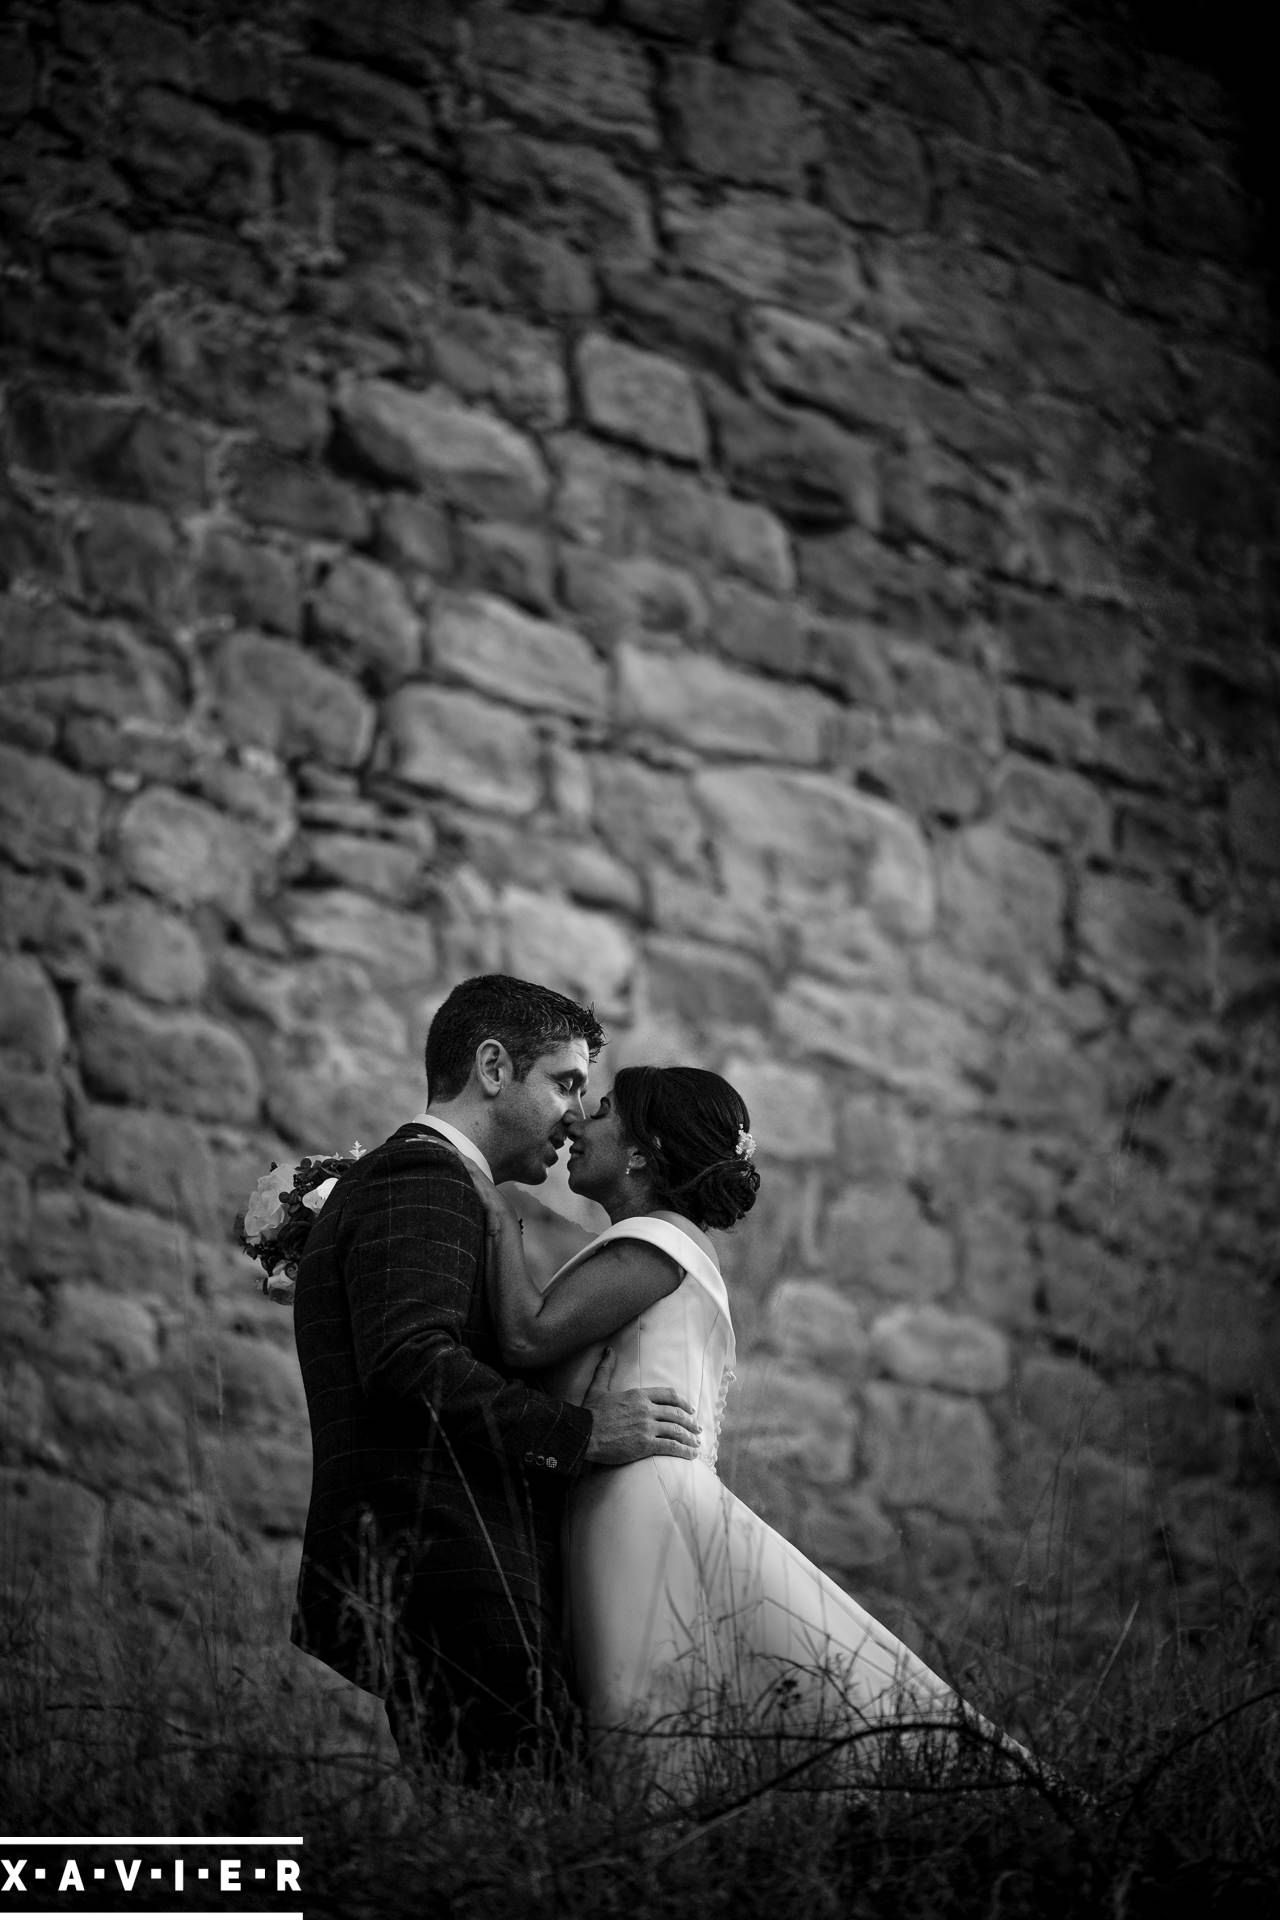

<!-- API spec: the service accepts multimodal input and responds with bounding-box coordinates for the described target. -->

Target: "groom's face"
[491,1038,591,1185]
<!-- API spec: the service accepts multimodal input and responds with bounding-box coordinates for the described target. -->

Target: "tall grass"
[3,1527,1277,1919]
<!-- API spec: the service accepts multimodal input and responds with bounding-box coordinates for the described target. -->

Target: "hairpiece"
[734,1128,756,1161]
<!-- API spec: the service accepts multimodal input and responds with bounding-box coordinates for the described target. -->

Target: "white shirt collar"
[409,1112,493,1184]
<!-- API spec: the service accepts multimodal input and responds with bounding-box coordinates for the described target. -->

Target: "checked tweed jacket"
[291,1122,594,1695]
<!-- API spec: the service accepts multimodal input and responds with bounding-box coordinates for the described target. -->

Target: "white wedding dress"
[541,1215,1015,1780]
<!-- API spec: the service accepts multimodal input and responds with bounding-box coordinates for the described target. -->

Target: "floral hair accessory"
[734,1128,756,1161]
[238,1142,366,1304]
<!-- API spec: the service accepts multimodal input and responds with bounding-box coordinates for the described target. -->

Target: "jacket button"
[546,1456,557,1469]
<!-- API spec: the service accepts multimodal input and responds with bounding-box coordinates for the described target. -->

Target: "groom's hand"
[582,1348,700,1465]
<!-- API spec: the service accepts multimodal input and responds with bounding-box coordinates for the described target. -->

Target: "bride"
[469,1063,1028,1785]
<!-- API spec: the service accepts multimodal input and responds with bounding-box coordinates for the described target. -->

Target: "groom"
[291,973,700,1779]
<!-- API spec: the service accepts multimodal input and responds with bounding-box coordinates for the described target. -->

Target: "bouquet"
[238,1143,366,1303]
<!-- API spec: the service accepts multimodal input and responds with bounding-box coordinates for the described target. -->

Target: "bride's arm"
[471,1176,682,1368]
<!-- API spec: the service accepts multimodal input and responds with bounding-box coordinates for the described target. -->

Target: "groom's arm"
[341,1143,592,1477]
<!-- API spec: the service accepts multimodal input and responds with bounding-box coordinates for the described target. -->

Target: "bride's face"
[565,1089,637,1202]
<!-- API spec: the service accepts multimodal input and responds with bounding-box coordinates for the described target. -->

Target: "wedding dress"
[540,1215,1012,1779]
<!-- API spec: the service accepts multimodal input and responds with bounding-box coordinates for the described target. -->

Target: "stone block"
[1078,872,1208,1003]
[992,1031,1104,1139]
[708,384,879,530]
[936,823,1065,987]
[80,1104,223,1238]
[0,1066,70,1171]
[723,1359,856,1483]
[694,768,935,938]
[98,897,208,1005]
[1015,1354,1126,1456]
[264,1037,426,1158]
[1227,773,1280,873]
[76,500,184,625]
[872,240,1016,388]
[186,1327,307,1432]
[139,307,329,456]
[720,1057,836,1161]
[994,590,1144,703]
[460,204,597,318]
[1013,269,1172,418]
[562,549,708,652]
[859,726,989,823]
[869,1304,1010,1394]
[706,582,808,679]
[431,594,608,720]
[0,745,101,875]
[823,105,930,232]
[618,644,831,763]
[463,129,657,270]
[0,1352,46,1457]
[552,434,794,591]
[302,832,426,907]
[993,758,1111,855]
[0,1466,104,1588]
[956,1204,1036,1327]
[211,633,375,771]
[114,786,254,917]
[589,753,708,878]
[824,1184,955,1301]
[383,685,542,816]
[500,886,635,1019]
[194,527,301,635]
[31,1185,193,1303]
[764,1278,868,1375]
[748,309,908,438]
[288,54,435,153]
[599,262,740,380]
[0,954,66,1070]
[1000,684,1098,765]
[838,1096,920,1187]
[576,332,707,462]
[332,155,453,289]
[309,555,422,686]
[75,987,261,1124]
[662,55,820,188]
[284,888,437,990]
[379,494,454,578]
[232,446,372,542]
[861,1382,1001,1521]
[201,1428,313,1536]
[664,185,862,318]
[1158,1479,1280,1588]
[643,937,773,1036]
[49,1280,159,1375]
[890,645,999,749]
[336,379,549,520]
[470,7,658,150]
[121,85,270,221]
[46,1373,190,1499]
[801,1487,900,1575]
[1037,1224,1157,1367]
[446,514,549,613]
[8,382,211,509]
[429,309,570,433]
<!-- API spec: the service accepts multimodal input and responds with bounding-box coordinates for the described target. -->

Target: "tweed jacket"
[291,1122,594,1694]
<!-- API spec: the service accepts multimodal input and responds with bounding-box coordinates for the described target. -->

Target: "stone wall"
[2,0,1278,1696]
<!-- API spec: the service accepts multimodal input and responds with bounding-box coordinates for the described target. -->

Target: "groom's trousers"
[384,1585,578,1782]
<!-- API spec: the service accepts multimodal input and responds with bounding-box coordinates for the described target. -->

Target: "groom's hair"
[425,974,606,1101]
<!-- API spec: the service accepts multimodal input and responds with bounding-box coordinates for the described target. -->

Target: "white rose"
[242,1162,299,1241]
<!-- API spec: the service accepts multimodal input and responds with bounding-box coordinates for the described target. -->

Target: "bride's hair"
[611,1065,760,1231]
